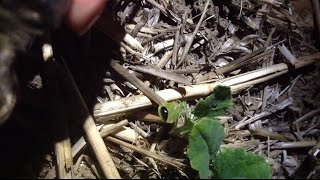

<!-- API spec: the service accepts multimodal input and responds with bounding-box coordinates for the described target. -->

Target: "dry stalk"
[221,140,261,149]
[55,138,74,178]
[177,0,210,67]
[110,60,166,106]
[271,141,317,149]
[94,55,319,122]
[59,58,121,178]
[234,111,272,130]
[215,47,267,74]
[293,108,320,124]
[129,65,192,84]
[157,50,172,69]
[126,24,179,34]
[106,136,186,168]
[42,44,74,179]
[72,119,129,158]
[142,32,168,46]
[250,128,289,142]
[145,0,180,22]
[172,24,181,67]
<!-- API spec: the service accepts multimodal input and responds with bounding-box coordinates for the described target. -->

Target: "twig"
[258,0,283,7]
[234,111,272,130]
[126,24,179,34]
[228,130,252,138]
[120,41,136,55]
[267,136,271,159]
[167,68,200,74]
[237,0,243,18]
[134,32,153,38]
[145,0,180,23]
[194,72,218,83]
[271,141,317,149]
[129,65,192,84]
[172,24,181,67]
[107,125,141,143]
[215,47,267,74]
[176,0,210,67]
[72,119,129,158]
[129,122,150,138]
[265,28,276,47]
[261,85,269,111]
[123,33,145,52]
[106,136,186,168]
[153,38,175,53]
[157,50,172,69]
[293,108,320,124]
[288,74,302,97]
[221,140,261,149]
[278,44,297,65]
[230,70,285,93]
[74,155,101,178]
[300,121,320,137]
[130,9,148,38]
[110,60,166,106]
[222,53,320,87]
[100,119,129,137]
[54,138,74,178]
[141,32,168,46]
[147,127,166,177]
[249,128,289,142]
[236,97,292,129]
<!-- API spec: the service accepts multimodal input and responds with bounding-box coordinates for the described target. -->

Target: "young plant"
[213,147,272,179]
[158,85,272,179]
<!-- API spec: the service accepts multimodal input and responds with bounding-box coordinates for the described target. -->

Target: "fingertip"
[66,0,107,35]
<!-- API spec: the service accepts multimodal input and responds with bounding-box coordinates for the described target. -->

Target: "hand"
[66,0,107,35]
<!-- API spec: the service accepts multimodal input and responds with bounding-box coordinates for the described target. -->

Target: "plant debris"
[0,0,320,179]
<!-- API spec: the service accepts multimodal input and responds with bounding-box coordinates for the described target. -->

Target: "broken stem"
[176,0,210,67]
[271,141,317,149]
[72,119,129,158]
[94,54,319,123]
[293,108,320,124]
[61,60,121,179]
[110,60,166,106]
[106,136,186,168]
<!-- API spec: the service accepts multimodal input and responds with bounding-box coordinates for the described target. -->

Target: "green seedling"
[157,85,272,179]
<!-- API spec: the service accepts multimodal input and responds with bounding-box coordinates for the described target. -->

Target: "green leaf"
[158,101,187,123]
[192,85,232,119]
[187,118,225,178]
[213,148,272,179]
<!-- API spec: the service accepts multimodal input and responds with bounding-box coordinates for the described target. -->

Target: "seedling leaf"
[187,118,225,178]
[213,148,272,179]
[192,85,232,119]
[158,101,187,123]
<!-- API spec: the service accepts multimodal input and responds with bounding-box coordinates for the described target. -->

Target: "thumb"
[66,0,107,35]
